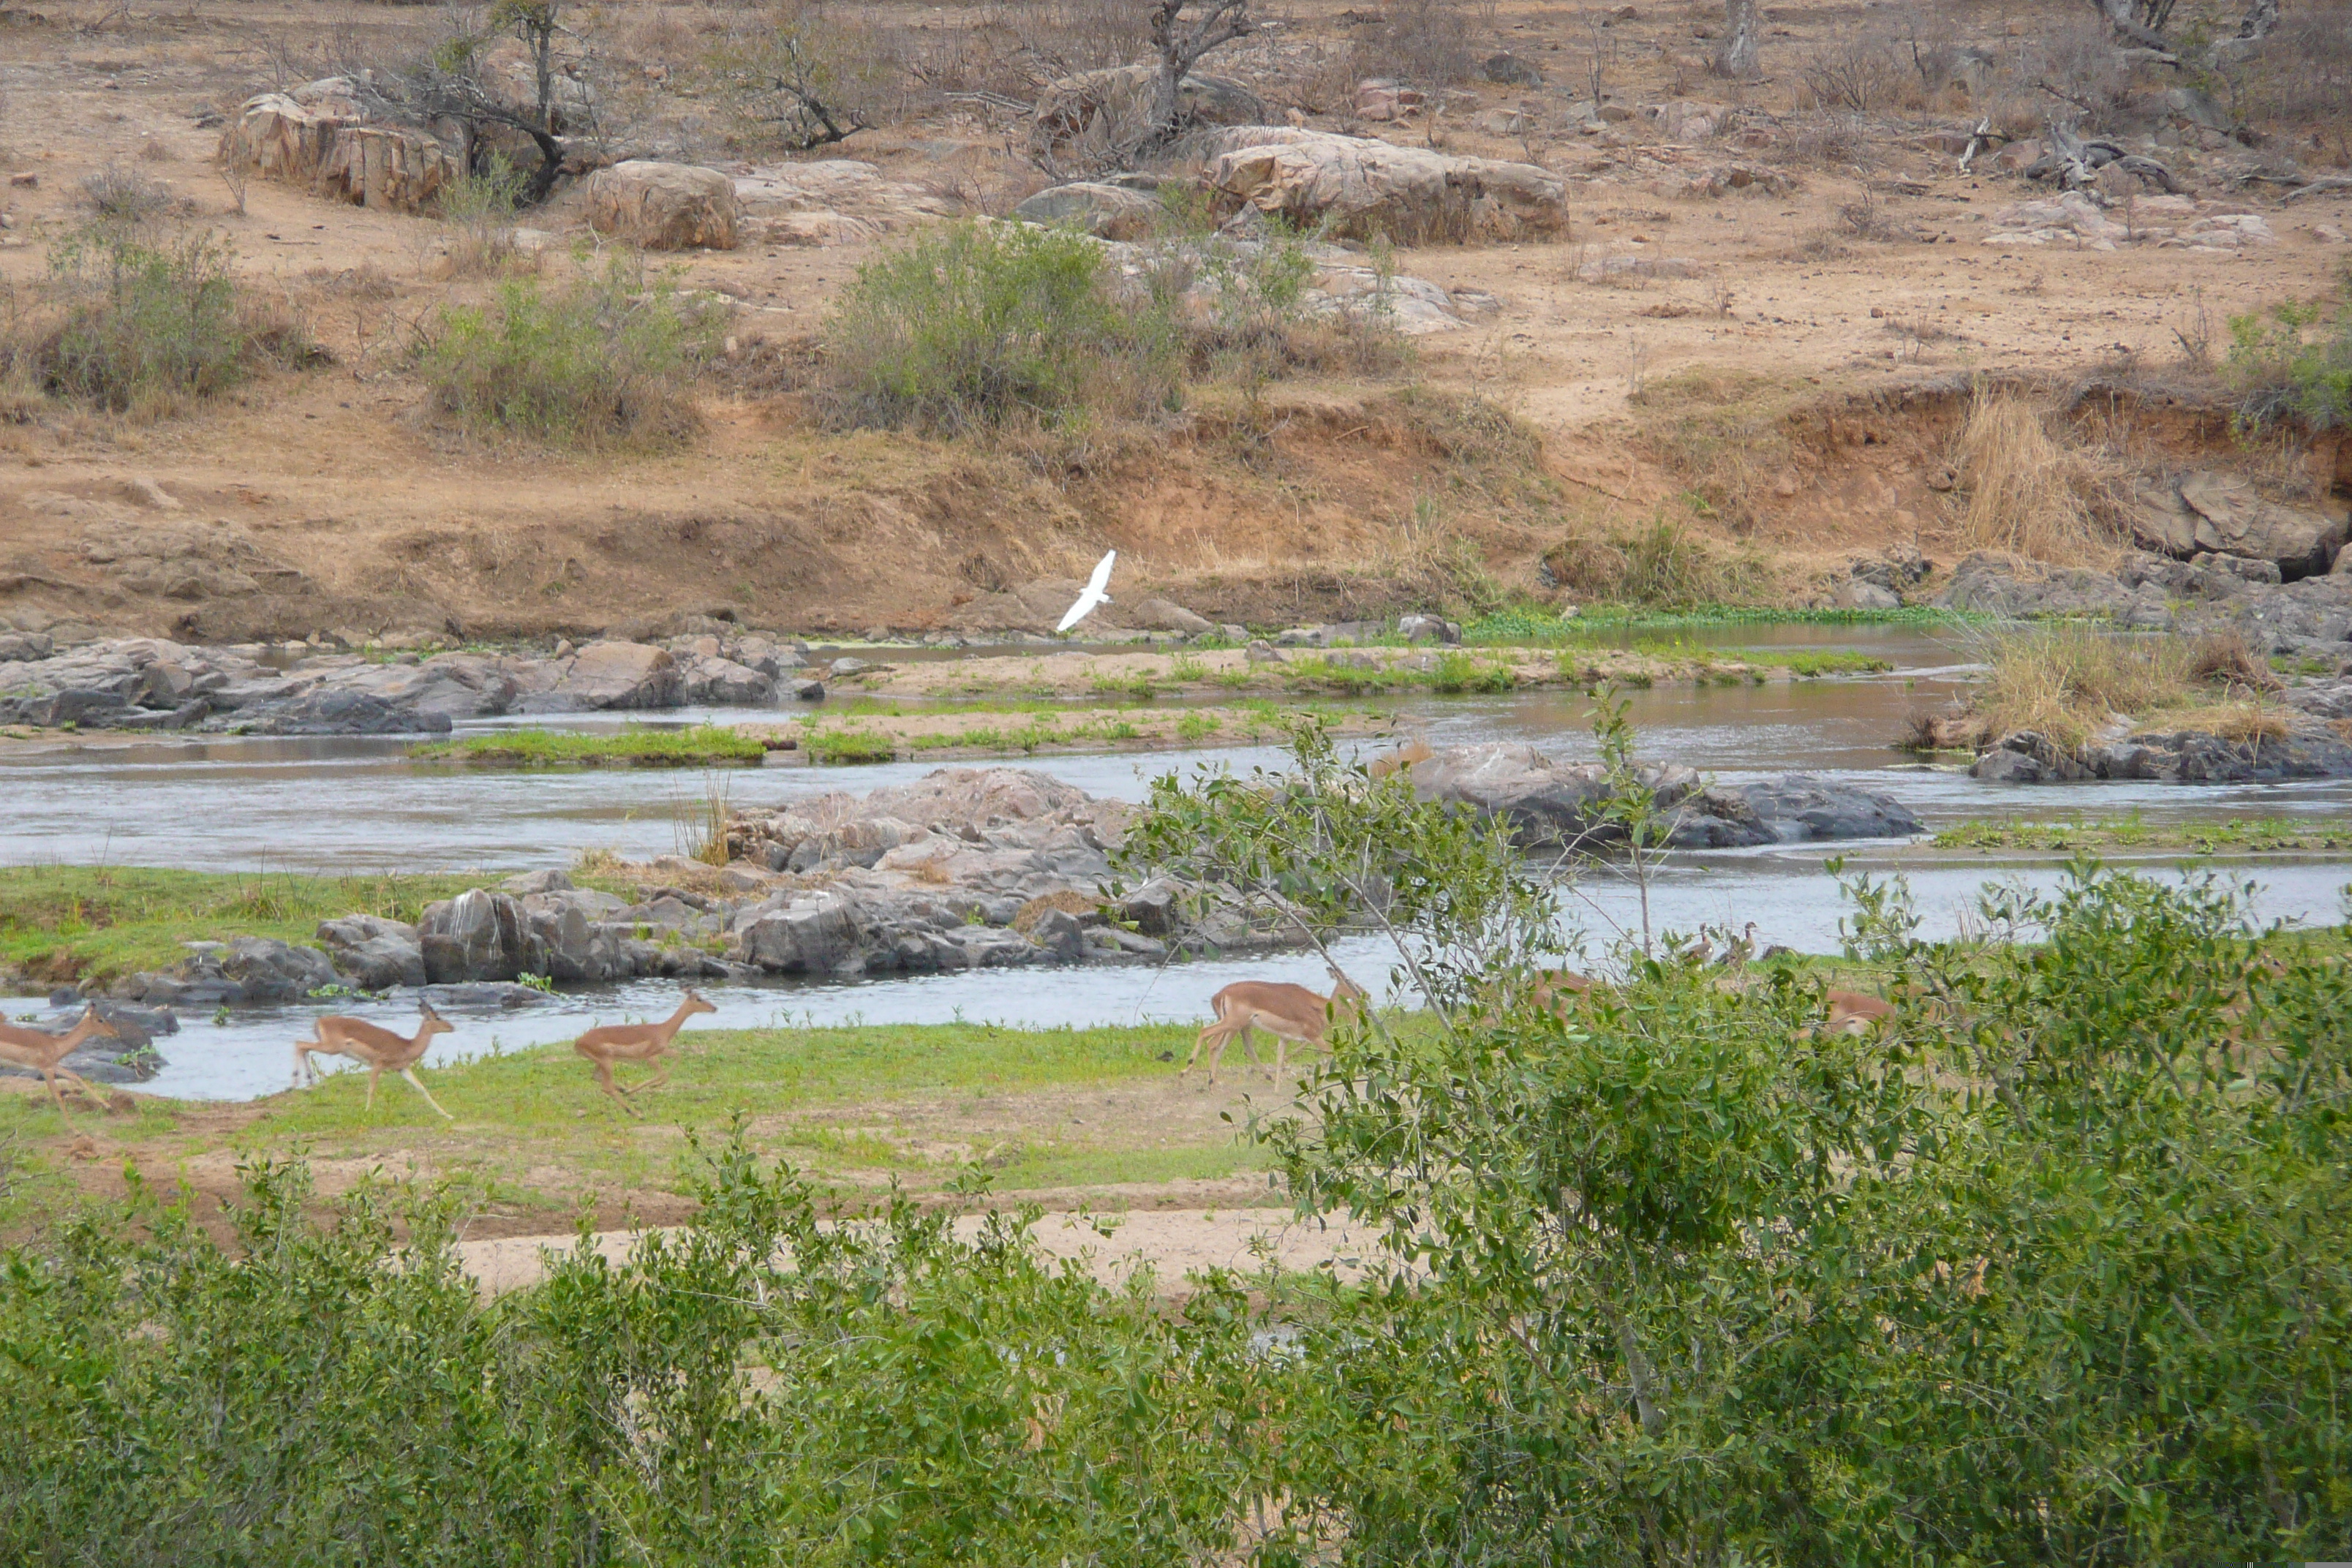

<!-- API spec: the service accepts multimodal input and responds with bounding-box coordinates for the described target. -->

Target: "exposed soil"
[1,0,2346,650]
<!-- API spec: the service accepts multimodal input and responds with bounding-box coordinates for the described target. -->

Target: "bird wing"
[1085,549,1116,596]
[1055,592,1098,633]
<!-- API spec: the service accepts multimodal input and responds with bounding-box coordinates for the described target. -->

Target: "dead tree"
[761,35,868,149]
[2029,116,2184,193]
[402,0,597,206]
[1147,0,1254,141]
[1716,0,1760,78]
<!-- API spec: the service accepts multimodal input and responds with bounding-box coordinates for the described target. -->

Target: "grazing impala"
[294,1003,457,1120]
[573,990,717,1112]
[0,1005,123,1116]
[1183,971,1368,1086]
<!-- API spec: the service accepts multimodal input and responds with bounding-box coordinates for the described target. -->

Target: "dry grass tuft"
[1963,625,2288,753]
[1953,387,2119,562]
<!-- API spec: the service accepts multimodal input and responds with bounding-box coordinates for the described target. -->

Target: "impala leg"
[53,1068,107,1109]
[42,1069,75,1120]
[365,1067,381,1112]
[1180,1019,1220,1079]
[401,1068,454,1122]
[622,1060,670,1096]
[589,1057,641,1117]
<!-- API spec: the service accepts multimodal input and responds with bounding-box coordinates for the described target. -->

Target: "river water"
[8,625,2350,1099]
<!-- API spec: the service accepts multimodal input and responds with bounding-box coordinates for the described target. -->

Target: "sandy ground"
[0,0,2344,648]
[452,1206,1385,1296]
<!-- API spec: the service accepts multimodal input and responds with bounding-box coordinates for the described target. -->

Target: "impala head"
[418,1002,453,1039]
[1327,970,1368,1004]
[79,1004,121,1039]
[682,989,717,1017]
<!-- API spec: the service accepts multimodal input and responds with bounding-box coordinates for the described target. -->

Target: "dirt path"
[451,1207,1387,1297]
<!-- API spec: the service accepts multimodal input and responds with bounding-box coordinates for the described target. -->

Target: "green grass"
[801,727,900,764]
[410,725,768,767]
[0,1020,1273,1224]
[0,866,518,991]
[1933,815,2351,853]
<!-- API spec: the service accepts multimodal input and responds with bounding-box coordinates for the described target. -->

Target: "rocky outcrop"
[1013,181,1164,240]
[1190,128,1569,244]
[1931,551,2352,660]
[219,76,455,212]
[1972,725,2352,784]
[731,160,956,246]
[2133,472,2346,579]
[583,162,739,251]
[1404,744,1922,850]
[0,635,794,734]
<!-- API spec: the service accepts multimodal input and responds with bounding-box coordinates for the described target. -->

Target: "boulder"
[417,889,529,984]
[219,80,456,212]
[1482,51,1544,86]
[534,641,682,711]
[732,160,955,246]
[1354,79,1426,121]
[501,868,575,896]
[583,162,738,251]
[1397,613,1460,644]
[220,936,341,1001]
[2134,473,2346,579]
[1970,731,2092,783]
[1407,743,1918,850]
[0,632,54,661]
[220,687,455,736]
[1193,129,1569,244]
[737,898,859,974]
[316,914,426,990]
[1836,578,1901,611]
[1121,596,1215,636]
[1013,181,1164,241]
[680,655,774,705]
[2082,728,2352,783]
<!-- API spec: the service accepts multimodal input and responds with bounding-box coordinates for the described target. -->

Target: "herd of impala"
[4,940,1904,1121]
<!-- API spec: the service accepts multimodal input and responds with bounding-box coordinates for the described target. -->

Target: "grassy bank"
[1925,624,2291,753]
[1935,815,2352,853]
[0,1019,1269,1231]
[1460,603,1967,643]
[0,866,505,990]
[411,725,769,766]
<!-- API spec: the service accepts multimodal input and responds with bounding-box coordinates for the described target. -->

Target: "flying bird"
[1057,549,1116,633]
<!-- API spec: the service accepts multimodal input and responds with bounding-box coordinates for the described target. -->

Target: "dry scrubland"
[0,0,2343,647]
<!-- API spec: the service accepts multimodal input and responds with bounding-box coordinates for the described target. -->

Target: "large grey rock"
[1192,128,1569,244]
[225,686,455,736]
[2084,729,2352,783]
[583,161,739,251]
[221,935,341,1001]
[316,914,426,990]
[417,889,529,983]
[1013,181,1164,241]
[1406,743,1918,851]
[2135,474,2348,579]
[680,655,774,705]
[1123,597,1216,636]
[532,641,682,712]
[737,898,859,973]
[1970,731,2091,783]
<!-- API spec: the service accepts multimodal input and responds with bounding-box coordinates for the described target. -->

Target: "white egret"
[1056,549,1116,633]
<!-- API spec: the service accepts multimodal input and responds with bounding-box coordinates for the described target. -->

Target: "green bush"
[2228,274,2352,429]
[0,1141,1279,1565]
[822,220,1181,434]
[1123,730,2352,1564]
[416,252,721,448]
[4,227,309,416]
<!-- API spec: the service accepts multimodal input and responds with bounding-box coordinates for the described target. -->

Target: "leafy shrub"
[416,252,721,447]
[2228,274,2352,430]
[0,1143,1279,1565]
[1545,516,1767,607]
[1,227,312,417]
[434,154,525,278]
[78,163,170,223]
[1123,730,2352,1564]
[822,220,1181,434]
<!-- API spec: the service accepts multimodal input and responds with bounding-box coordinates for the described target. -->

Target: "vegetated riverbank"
[1935,814,2352,853]
[0,1019,1275,1241]
[1910,624,2352,783]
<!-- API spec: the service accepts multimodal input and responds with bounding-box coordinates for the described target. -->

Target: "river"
[8,624,2349,1098]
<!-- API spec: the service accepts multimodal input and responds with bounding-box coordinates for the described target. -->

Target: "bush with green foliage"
[1125,728,2352,1565]
[822,220,1183,435]
[2,227,309,416]
[2228,272,2352,429]
[416,252,722,447]
[0,1140,1279,1566]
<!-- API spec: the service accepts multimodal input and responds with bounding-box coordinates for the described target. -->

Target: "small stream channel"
[9,623,2351,1100]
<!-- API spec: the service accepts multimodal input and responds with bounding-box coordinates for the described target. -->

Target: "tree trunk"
[1716,0,1760,77]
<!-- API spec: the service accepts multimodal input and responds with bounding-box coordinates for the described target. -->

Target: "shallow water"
[8,623,2351,1100]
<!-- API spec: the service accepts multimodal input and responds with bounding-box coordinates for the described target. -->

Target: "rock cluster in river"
[0,631,819,735]
[70,756,1925,1015]
[1931,544,2352,662]
[1967,678,2352,784]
